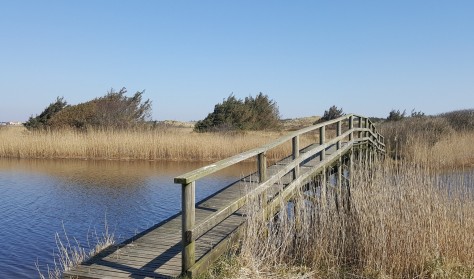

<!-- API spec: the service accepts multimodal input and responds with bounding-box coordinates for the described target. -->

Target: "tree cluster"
[24,88,152,130]
[314,105,345,124]
[194,93,281,132]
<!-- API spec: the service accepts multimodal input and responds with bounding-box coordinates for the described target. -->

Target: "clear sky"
[1,1,473,122]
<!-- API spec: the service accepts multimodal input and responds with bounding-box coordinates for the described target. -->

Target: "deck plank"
[64,142,338,279]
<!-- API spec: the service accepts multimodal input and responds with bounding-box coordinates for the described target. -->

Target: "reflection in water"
[0,158,254,278]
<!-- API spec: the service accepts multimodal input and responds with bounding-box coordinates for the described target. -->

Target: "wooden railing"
[174,114,385,273]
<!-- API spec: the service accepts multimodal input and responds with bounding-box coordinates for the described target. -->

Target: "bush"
[440,109,474,131]
[24,97,68,130]
[194,93,281,132]
[387,109,406,121]
[410,109,425,118]
[314,105,344,124]
[26,88,152,130]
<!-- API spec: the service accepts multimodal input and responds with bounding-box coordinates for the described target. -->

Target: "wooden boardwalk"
[64,114,385,279]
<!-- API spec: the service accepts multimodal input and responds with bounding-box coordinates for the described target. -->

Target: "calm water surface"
[0,158,254,278]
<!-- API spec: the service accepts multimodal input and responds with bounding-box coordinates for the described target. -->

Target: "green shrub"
[26,88,152,130]
[387,109,406,121]
[314,105,344,124]
[194,93,281,132]
[24,97,68,130]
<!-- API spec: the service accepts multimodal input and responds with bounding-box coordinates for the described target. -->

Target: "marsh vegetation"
[202,146,474,279]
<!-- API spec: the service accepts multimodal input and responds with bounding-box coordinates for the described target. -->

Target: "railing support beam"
[257,152,267,183]
[292,135,300,180]
[182,181,195,273]
[319,126,325,161]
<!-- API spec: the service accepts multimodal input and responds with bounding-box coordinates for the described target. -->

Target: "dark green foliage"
[386,109,406,121]
[410,109,425,118]
[24,97,68,130]
[314,105,344,124]
[194,93,281,132]
[26,88,152,130]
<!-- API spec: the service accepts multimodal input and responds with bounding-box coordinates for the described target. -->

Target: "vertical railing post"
[336,158,342,210]
[319,126,325,161]
[292,135,300,180]
[364,118,369,163]
[365,119,369,137]
[319,125,326,207]
[336,120,342,149]
[182,181,195,273]
[257,152,267,182]
[335,120,342,210]
[258,152,267,207]
[348,116,353,142]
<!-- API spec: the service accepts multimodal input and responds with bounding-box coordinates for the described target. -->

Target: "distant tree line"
[24,88,151,130]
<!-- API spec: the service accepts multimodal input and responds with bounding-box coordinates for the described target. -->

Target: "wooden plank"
[174,114,357,184]
[68,117,385,279]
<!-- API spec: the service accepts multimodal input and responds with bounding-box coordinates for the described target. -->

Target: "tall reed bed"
[226,159,474,279]
[379,114,474,168]
[0,126,318,162]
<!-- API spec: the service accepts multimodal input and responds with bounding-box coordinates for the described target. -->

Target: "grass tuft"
[36,220,115,279]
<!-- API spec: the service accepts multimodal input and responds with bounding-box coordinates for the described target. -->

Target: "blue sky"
[1,1,473,121]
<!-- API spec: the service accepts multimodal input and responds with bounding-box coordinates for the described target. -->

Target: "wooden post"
[257,152,267,182]
[336,120,342,149]
[348,116,353,141]
[319,125,326,208]
[182,181,195,273]
[258,152,267,206]
[364,118,369,163]
[364,118,369,138]
[292,135,300,180]
[319,126,325,162]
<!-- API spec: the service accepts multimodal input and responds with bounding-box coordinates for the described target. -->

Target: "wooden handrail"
[175,114,382,184]
[175,114,385,273]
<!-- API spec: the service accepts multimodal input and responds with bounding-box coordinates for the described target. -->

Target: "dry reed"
[0,126,317,162]
[202,136,474,279]
[36,220,115,279]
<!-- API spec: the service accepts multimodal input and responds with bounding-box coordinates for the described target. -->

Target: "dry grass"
[0,126,318,162]
[36,220,115,279]
[202,140,474,278]
[378,115,474,168]
[407,131,474,168]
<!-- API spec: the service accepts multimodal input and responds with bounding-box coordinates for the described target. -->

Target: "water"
[0,158,254,278]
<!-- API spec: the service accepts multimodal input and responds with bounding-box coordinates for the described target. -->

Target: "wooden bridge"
[64,114,385,279]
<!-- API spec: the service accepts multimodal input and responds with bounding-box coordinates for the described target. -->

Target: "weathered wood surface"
[64,114,385,279]
[64,142,340,279]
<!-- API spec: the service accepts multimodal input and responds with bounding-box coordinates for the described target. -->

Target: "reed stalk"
[0,126,317,163]
[203,137,474,278]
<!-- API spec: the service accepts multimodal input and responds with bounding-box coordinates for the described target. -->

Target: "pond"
[0,158,254,278]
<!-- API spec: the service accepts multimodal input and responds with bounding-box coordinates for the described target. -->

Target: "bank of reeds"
[0,126,318,162]
[209,157,474,279]
[379,110,474,168]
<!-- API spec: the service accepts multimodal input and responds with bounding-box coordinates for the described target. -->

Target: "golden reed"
[202,134,474,279]
[0,126,318,162]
